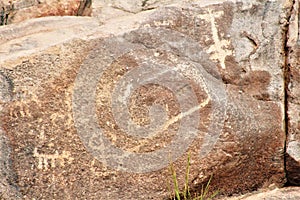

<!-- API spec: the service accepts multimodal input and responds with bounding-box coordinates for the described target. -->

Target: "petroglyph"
[33,148,74,170]
[153,19,175,27]
[9,102,30,118]
[0,0,289,198]
[197,9,233,69]
[8,90,40,118]
[73,27,227,173]
[160,97,210,132]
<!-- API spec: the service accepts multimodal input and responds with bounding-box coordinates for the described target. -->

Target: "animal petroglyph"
[33,148,74,170]
[8,90,40,118]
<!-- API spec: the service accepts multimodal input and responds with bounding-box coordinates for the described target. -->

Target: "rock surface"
[0,0,92,25]
[223,187,300,200]
[0,0,296,199]
[109,0,183,13]
[286,0,300,186]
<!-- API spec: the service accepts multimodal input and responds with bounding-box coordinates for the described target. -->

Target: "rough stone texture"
[0,0,92,25]
[286,0,300,186]
[110,0,183,13]
[0,0,293,199]
[0,16,101,62]
[91,0,194,23]
[223,187,300,200]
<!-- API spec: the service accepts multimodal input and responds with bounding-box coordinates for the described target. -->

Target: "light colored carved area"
[160,97,210,132]
[153,19,175,26]
[9,100,31,118]
[8,90,40,118]
[33,148,74,170]
[125,97,211,153]
[198,9,233,69]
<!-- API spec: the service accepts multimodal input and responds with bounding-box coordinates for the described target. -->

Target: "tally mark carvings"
[33,148,74,170]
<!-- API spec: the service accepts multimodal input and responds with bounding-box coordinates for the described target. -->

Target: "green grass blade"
[208,190,219,200]
[202,175,213,198]
[183,152,191,200]
[170,161,181,200]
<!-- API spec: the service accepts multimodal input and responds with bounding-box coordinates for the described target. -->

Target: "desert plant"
[195,176,219,200]
[169,153,218,200]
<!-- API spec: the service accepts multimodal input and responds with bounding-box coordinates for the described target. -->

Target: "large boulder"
[0,0,293,199]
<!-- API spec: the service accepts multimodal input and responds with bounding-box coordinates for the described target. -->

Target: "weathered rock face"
[223,187,300,200]
[0,0,293,199]
[286,0,300,186]
[110,0,183,13]
[0,0,92,25]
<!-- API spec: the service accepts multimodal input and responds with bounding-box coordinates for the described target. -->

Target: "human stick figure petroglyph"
[197,9,233,69]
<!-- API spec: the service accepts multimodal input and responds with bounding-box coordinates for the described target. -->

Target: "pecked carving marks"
[33,148,74,170]
[197,9,233,69]
[73,27,227,173]
[142,4,235,71]
[0,0,289,198]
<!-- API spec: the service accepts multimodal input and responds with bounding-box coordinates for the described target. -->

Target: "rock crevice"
[285,0,300,186]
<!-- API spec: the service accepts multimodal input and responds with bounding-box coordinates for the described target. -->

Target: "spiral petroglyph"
[72,27,227,173]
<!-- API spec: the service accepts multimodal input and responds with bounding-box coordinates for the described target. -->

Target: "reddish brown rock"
[0,0,91,25]
[0,0,292,199]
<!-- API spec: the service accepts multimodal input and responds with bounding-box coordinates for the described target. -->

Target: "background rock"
[223,187,300,200]
[110,0,183,13]
[0,0,92,25]
[0,0,295,199]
